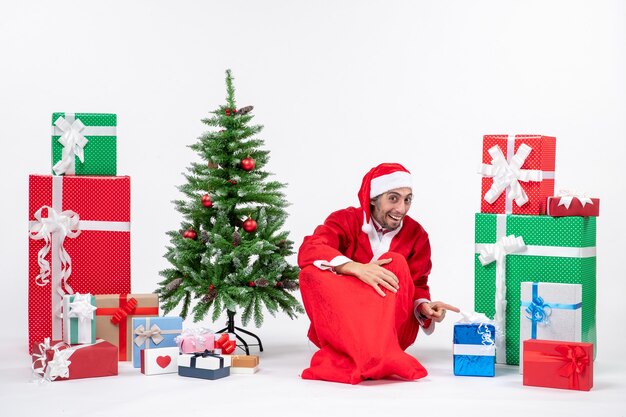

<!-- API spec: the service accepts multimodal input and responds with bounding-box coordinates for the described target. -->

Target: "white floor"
[2,322,625,417]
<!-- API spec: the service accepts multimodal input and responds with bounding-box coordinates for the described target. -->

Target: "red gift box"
[546,195,600,217]
[28,175,131,353]
[31,339,118,381]
[523,339,593,391]
[479,134,556,215]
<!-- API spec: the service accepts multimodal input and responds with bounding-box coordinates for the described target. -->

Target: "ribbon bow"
[28,206,81,291]
[214,333,236,354]
[110,297,138,325]
[557,189,594,209]
[67,293,97,322]
[554,344,590,390]
[134,324,164,346]
[478,144,543,208]
[524,295,552,325]
[32,338,73,382]
[478,235,526,362]
[52,116,89,175]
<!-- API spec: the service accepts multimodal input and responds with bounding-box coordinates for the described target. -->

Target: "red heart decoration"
[156,355,171,369]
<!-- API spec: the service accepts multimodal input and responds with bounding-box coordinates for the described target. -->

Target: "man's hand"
[334,259,399,297]
[418,301,460,323]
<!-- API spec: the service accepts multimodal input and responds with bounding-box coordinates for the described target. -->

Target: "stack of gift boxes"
[28,112,259,382]
[453,134,597,391]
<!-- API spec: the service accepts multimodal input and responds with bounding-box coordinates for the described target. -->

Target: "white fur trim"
[362,223,373,233]
[370,171,412,198]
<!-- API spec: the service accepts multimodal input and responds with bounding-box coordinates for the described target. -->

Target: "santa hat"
[358,163,412,233]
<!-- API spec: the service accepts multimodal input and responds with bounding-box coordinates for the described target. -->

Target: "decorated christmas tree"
[157,69,303,330]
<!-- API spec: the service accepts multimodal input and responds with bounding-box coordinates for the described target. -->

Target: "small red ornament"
[233,108,238,114]
[275,282,283,288]
[242,218,257,233]
[248,281,255,287]
[240,157,255,172]
[228,179,237,185]
[209,284,214,290]
[183,228,197,240]
[225,108,231,116]
[201,194,213,208]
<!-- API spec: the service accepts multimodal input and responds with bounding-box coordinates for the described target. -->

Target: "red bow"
[215,333,236,354]
[554,344,589,390]
[110,297,138,325]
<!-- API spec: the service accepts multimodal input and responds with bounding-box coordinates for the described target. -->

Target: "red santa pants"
[299,251,427,384]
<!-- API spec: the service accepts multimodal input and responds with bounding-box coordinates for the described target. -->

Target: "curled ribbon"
[478,144,543,208]
[134,324,164,347]
[31,338,73,382]
[557,189,594,209]
[554,344,589,390]
[478,235,526,362]
[110,297,138,325]
[28,206,80,292]
[52,116,89,176]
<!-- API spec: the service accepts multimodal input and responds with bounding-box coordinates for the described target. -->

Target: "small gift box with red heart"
[546,192,600,217]
[175,328,215,354]
[214,333,237,354]
[140,346,179,375]
[131,316,183,368]
[523,339,593,391]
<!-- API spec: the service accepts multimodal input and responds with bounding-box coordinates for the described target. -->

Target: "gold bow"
[133,324,164,347]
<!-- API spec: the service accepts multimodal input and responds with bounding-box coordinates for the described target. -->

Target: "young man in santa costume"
[298,162,458,384]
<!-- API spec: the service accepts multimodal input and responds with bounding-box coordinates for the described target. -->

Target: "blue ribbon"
[520,282,582,339]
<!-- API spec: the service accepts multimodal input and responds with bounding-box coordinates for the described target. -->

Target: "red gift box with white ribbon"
[523,339,593,391]
[478,134,556,215]
[28,175,131,353]
[546,191,600,217]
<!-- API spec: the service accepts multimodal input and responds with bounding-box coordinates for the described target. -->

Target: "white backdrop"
[1,0,625,411]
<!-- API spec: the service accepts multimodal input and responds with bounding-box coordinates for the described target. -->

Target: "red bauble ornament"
[242,218,257,233]
[201,194,213,208]
[209,284,214,290]
[248,281,255,287]
[225,108,231,116]
[233,108,238,114]
[240,157,255,172]
[183,228,197,240]
[228,179,237,185]
[275,282,284,288]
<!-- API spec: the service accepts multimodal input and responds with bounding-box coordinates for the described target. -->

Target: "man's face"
[370,187,413,231]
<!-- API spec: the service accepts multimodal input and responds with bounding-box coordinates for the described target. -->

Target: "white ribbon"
[557,189,594,209]
[478,143,543,211]
[477,235,527,363]
[65,293,96,344]
[52,116,89,176]
[28,206,80,292]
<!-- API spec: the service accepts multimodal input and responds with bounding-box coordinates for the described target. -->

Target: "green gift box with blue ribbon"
[474,213,596,365]
[51,112,117,176]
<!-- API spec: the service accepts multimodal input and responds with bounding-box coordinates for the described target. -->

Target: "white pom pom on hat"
[358,163,412,233]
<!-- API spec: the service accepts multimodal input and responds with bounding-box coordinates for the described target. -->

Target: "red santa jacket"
[298,206,432,301]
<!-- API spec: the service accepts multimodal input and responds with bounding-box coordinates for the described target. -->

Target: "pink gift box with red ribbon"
[28,175,131,353]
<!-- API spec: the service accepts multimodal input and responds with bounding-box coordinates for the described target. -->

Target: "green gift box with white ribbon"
[474,213,596,365]
[51,112,117,176]
[63,293,97,345]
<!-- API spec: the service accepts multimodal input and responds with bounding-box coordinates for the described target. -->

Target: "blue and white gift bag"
[453,312,496,377]
[519,281,582,373]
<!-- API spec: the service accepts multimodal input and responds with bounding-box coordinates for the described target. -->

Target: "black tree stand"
[216,310,263,355]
